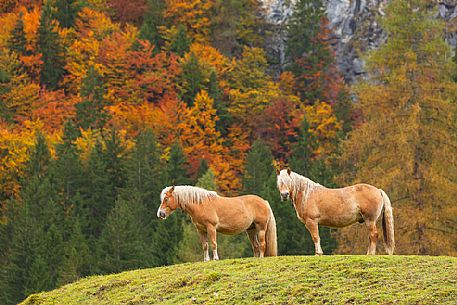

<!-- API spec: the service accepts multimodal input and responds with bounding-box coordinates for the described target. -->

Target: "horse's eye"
[165,197,169,202]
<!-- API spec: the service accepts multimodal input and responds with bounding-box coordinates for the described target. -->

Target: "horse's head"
[276,168,292,201]
[157,186,178,220]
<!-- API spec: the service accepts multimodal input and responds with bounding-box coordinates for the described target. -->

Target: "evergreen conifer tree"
[37,0,65,89]
[54,0,81,28]
[8,12,27,56]
[138,0,165,49]
[75,66,109,130]
[98,195,149,273]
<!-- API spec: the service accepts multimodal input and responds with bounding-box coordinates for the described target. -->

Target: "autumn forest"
[0,0,456,303]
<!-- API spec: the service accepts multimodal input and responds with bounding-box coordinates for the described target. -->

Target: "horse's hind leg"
[305,218,323,255]
[246,228,260,257]
[257,229,266,258]
[207,225,219,260]
[197,229,210,262]
[365,220,378,255]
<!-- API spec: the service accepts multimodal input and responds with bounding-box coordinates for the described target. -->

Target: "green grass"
[22,256,457,305]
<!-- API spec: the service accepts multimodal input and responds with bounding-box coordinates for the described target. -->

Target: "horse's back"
[340,183,383,218]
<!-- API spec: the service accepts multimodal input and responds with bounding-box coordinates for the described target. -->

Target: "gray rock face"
[262,0,457,83]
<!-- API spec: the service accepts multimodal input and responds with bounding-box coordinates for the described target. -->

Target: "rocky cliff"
[262,0,457,83]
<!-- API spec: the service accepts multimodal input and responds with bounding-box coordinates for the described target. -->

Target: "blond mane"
[277,170,321,203]
[161,185,218,208]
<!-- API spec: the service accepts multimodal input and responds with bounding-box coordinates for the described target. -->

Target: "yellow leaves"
[228,81,281,124]
[163,0,213,43]
[0,120,59,211]
[304,102,342,157]
[65,37,101,93]
[0,11,16,48]
[76,7,120,40]
[187,43,232,76]
[23,5,40,48]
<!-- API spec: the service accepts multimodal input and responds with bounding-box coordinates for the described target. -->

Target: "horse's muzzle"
[157,210,166,220]
[280,192,289,201]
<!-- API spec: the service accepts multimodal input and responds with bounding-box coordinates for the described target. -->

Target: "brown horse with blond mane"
[157,185,277,261]
[276,169,395,255]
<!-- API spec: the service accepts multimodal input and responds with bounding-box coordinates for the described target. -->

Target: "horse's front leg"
[197,230,210,262]
[305,218,323,255]
[207,225,219,260]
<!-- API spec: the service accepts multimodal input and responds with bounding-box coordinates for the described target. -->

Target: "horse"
[276,169,395,255]
[157,185,277,261]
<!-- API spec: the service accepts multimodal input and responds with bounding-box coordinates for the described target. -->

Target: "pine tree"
[138,0,165,49]
[163,142,191,186]
[84,141,112,239]
[243,140,273,195]
[103,129,128,196]
[179,53,206,106]
[6,134,62,303]
[37,0,65,89]
[208,70,229,134]
[169,24,192,56]
[8,12,27,56]
[54,0,81,28]
[286,0,322,65]
[98,195,149,273]
[126,129,163,210]
[57,218,91,286]
[290,117,317,178]
[83,130,127,242]
[196,169,218,191]
[75,66,109,130]
[195,158,209,182]
[53,120,85,212]
[338,0,457,255]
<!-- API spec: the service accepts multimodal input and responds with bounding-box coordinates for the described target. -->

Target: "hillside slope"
[22,256,457,305]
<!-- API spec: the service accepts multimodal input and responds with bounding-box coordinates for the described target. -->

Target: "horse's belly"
[318,207,361,228]
[216,215,253,235]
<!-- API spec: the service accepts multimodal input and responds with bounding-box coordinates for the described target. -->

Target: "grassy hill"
[21,255,457,305]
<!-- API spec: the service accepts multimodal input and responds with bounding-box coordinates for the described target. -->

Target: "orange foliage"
[109,94,183,147]
[123,40,181,104]
[178,90,233,190]
[163,0,213,43]
[222,125,251,193]
[31,89,78,133]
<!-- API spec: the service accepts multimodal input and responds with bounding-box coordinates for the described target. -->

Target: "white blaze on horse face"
[156,201,167,219]
[277,171,291,201]
[157,192,170,219]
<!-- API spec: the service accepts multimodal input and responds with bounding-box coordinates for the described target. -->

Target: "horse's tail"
[380,189,395,255]
[264,201,278,256]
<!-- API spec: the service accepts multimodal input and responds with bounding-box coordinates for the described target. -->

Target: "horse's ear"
[169,186,175,193]
[287,168,292,176]
[276,168,280,175]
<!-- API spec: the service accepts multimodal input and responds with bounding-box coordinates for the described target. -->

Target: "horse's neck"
[179,201,196,216]
[292,178,315,216]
